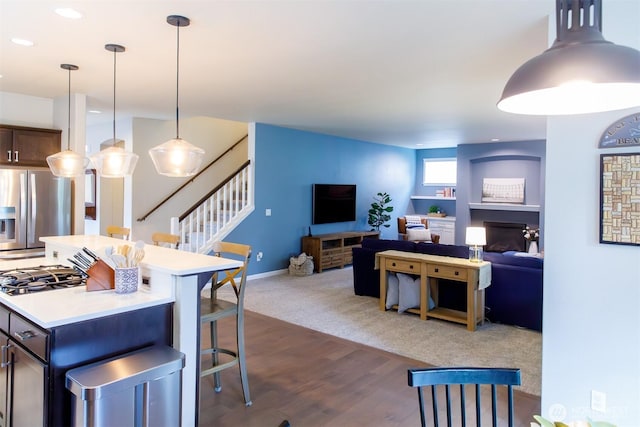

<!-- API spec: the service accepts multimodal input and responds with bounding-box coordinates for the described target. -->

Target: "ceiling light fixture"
[55,8,82,19]
[11,38,34,47]
[149,15,205,177]
[91,44,139,178]
[498,0,640,115]
[46,64,88,177]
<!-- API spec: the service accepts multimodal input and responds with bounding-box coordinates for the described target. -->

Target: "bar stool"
[200,241,252,406]
[106,225,130,240]
[151,232,180,249]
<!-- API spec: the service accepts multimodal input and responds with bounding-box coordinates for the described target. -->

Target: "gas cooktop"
[0,265,85,296]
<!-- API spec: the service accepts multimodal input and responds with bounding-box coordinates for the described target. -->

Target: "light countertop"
[1,235,242,329]
[0,257,173,328]
[41,235,241,276]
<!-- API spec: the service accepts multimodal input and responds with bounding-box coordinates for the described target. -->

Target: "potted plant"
[428,205,445,217]
[367,192,394,231]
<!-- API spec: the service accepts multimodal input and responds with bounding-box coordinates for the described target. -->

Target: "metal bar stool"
[200,241,252,406]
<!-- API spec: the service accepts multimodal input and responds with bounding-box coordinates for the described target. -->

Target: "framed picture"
[599,153,640,246]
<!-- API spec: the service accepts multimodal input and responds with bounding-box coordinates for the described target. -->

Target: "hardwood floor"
[198,311,540,426]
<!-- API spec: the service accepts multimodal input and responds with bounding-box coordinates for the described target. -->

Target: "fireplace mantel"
[468,202,540,212]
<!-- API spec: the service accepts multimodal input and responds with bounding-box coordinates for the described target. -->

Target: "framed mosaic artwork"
[599,153,640,246]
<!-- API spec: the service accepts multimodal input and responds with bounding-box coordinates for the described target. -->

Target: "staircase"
[171,160,253,254]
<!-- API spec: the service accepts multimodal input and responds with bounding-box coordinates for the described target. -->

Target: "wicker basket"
[288,253,314,276]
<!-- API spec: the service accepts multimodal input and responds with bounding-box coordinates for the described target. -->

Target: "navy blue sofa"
[352,239,543,331]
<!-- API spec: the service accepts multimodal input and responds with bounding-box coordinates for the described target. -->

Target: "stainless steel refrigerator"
[0,168,71,259]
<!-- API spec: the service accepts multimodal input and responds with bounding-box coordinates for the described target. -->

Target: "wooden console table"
[302,231,379,273]
[376,250,491,331]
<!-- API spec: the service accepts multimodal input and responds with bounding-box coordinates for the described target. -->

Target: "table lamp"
[466,227,486,263]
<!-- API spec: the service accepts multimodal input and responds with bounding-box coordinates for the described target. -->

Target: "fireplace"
[484,221,526,252]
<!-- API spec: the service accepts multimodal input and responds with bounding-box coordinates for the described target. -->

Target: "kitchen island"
[4,235,241,427]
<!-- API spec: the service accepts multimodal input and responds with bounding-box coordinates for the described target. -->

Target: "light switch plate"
[591,390,606,412]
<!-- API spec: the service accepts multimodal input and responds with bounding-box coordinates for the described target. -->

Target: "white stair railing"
[171,161,253,254]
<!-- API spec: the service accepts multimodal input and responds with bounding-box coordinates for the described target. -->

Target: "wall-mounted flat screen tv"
[312,184,357,224]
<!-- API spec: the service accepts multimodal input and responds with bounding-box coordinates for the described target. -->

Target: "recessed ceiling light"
[55,8,82,19]
[11,38,34,47]
[491,138,500,142]
[88,110,102,114]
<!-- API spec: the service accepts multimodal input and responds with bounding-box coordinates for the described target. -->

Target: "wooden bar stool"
[200,241,252,406]
[151,232,180,249]
[106,225,130,240]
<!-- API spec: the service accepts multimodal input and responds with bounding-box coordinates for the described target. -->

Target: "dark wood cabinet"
[0,125,61,167]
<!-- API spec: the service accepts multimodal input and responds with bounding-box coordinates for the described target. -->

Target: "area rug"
[216,267,542,396]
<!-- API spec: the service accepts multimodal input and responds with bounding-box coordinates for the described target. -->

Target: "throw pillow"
[396,273,436,313]
[397,273,420,313]
[405,215,423,227]
[386,273,399,309]
[406,227,432,242]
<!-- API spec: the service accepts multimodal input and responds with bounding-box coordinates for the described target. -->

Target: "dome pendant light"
[91,44,139,178]
[47,64,88,177]
[149,15,205,177]
[498,0,640,115]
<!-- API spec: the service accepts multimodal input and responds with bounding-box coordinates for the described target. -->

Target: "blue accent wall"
[226,124,416,274]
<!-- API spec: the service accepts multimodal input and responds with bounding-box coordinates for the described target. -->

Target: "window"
[423,158,457,185]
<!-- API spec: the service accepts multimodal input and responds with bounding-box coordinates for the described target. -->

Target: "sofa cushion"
[386,273,399,309]
[484,252,543,269]
[406,228,432,242]
[415,242,468,258]
[362,238,417,252]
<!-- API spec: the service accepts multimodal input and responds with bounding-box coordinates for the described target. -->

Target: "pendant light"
[149,15,205,177]
[498,0,640,115]
[47,64,88,177]
[91,44,139,178]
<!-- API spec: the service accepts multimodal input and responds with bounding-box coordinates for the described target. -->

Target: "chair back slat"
[408,367,521,427]
[431,385,438,427]
[475,384,481,426]
[444,385,452,427]
[418,387,426,427]
[459,384,466,427]
[210,241,251,304]
[491,384,498,427]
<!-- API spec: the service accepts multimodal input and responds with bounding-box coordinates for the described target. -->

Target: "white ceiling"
[0,0,557,148]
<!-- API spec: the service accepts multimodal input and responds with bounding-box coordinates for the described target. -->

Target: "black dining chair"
[407,367,521,427]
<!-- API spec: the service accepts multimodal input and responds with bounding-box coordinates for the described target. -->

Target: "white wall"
[0,92,54,127]
[130,116,248,244]
[542,4,640,425]
[54,93,87,235]
[85,119,129,236]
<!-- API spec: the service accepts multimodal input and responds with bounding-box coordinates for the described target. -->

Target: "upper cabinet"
[0,125,61,167]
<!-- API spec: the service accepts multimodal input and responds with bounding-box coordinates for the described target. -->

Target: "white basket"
[288,253,314,276]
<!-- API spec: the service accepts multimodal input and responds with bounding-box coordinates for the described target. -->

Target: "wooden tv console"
[302,231,379,273]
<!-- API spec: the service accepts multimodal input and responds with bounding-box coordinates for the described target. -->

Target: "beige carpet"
[217,267,542,396]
